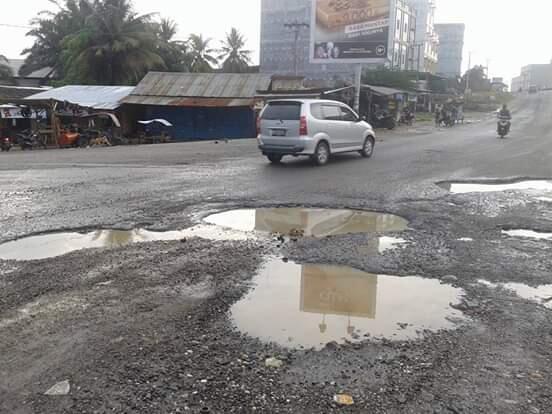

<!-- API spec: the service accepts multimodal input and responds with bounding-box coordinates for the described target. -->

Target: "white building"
[391,0,417,71]
[435,24,465,78]
[511,76,522,93]
[260,0,419,78]
[408,0,439,74]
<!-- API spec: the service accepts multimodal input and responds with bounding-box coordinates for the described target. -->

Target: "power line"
[0,23,33,29]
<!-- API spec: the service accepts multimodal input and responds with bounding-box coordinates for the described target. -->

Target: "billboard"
[310,0,392,63]
[300,265,378,319]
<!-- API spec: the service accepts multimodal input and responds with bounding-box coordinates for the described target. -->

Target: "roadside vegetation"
[19,0,253,85]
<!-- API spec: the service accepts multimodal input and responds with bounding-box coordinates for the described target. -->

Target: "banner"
[311,0,391,63]
[0,106,46,120]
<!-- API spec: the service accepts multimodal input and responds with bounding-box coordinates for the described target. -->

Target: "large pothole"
[0,208,409,261]
[230,258,467,350]
[0,226,248,261]
[204,208,409,237]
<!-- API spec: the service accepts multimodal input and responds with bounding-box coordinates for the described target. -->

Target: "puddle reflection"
[231,259,466,349]
[503,229,552,240]
[440,180,552,194]
[204,208,409,238]
[0,226,249,261]
[479,280,552,309]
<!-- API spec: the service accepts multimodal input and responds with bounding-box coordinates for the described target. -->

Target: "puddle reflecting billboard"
[300,265,378,318]
[311,0,392,63]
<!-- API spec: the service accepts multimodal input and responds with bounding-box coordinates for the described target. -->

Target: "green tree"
[155,18,191,72]
[188,34,217,73]
[0,55,14,81]
[218,28,251,73]
[21,0,92,78]
[62,0,164,84]
[362,68,415,91]
[462,65,491,92]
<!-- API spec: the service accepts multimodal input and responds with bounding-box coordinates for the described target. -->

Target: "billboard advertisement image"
[311,0,392,63]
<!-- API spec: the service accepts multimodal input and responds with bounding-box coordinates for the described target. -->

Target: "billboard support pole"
[354,64,362,113]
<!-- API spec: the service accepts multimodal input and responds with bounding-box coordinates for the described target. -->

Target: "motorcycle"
[18,130,47,150]
[497,117,511,139]
[399,110,415,126]
[1,137,12,152]
[371,110,397,130]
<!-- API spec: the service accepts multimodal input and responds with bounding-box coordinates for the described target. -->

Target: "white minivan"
[257,99,376,166]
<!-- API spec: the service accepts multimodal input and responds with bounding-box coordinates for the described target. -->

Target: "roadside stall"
[0,104,48,142]
[24,85,134,148]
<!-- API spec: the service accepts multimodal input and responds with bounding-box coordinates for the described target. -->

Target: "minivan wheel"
[312,141,330,166]
[267,154,283,164]
[360,137,375,158]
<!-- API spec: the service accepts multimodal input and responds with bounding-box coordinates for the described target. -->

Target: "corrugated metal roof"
[25,85,135,110]
[363,85,409,96]
[6,59,54,78]
[0,85,48,101]
[123,72,273,106]
[123,96,255,107]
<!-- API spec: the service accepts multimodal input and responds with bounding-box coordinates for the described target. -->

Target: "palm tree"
[62,0,164,84]
[218,28,252,73]
[188,34,217,73]
[158,18,178,44]
[21,0,93,78]
[0,55,13,81]
[155,18,191,72]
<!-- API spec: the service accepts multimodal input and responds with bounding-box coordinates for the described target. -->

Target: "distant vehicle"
[528,85,538,94]
[18,130,47,150]
[257,99,376,166]
[371,109,397,130]
[497,117,511,138]
[1,137,12,152]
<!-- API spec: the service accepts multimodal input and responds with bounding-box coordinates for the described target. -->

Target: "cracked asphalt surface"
[1,94,552,413]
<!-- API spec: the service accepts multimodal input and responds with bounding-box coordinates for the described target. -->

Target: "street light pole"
[284,21,310,76]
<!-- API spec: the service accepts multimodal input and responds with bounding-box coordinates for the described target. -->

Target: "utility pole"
[465,51,472,93]
[354,64,362,113]
[284,21,310,76]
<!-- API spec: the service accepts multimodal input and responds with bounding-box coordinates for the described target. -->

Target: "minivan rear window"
[262,102,301,120]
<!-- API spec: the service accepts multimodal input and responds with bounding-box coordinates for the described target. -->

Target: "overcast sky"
[0,0,550,83]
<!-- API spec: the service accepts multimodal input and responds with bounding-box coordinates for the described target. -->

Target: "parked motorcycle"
[1,137,12,152]
[497,117,511,139]
[18,130,47,150]
[371,110,396,130]
[399,109,415,126]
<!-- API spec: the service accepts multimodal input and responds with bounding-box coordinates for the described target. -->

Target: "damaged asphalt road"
[1,94,552,413]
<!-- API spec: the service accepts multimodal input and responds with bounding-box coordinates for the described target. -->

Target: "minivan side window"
[340,106,358,122]
[310,103,323,120]
[262,102,302,120]
[321,105,342,121]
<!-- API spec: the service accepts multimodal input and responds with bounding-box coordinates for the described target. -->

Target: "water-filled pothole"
[204,208,408,238]
[479,280,552,309]
[230,258,466,349]
[503,229,552,240]
[0,209,409,261]
[0,226,249,261]
[439,179,552,194]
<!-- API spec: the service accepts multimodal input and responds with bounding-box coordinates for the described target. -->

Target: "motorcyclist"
[498,104,511,120]
[497,104,512,136]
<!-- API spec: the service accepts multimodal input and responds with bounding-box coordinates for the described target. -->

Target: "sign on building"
[310,0,392,63]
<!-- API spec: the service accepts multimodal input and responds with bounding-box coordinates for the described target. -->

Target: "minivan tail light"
[299,116,308,136]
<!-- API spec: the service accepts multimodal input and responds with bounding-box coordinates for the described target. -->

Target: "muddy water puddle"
[0,226,249,261]
[1,208,410,261]
[230,258,466,349]
[204,208,408,238]
[479,280,552,309]
[439,180,552,194]
[503,229,552,240]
